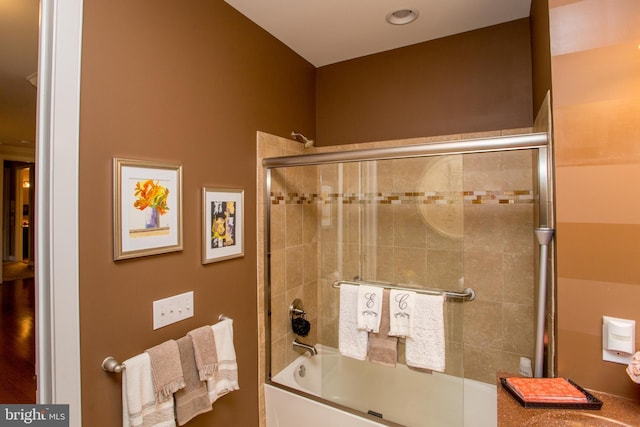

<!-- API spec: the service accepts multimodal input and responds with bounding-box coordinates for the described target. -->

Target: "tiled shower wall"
[257,128,537,398]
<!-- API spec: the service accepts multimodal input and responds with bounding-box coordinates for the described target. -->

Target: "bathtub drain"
[297,364,306,377]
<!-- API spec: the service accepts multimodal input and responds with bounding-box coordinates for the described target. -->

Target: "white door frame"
[36,1,83,425]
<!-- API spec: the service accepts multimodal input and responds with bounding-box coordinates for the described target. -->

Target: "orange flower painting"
[133,179,170,214]
[115,158,182,261]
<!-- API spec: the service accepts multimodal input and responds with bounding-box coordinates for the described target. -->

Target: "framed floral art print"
[202,187,244,264]
[113,158,183,260]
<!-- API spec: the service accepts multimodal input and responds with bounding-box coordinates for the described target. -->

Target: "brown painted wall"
[316,18,533,146]
[530,0,552,117]
[551,0,640,399]
[78,1,314,426]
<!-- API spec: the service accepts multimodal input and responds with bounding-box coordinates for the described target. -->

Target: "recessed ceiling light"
[386,9,419,25]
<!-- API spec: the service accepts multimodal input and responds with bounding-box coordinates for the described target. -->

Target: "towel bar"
[332,280,475,301]
[101,313,232,373]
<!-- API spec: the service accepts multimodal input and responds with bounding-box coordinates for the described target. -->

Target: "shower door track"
[263,132,548,168]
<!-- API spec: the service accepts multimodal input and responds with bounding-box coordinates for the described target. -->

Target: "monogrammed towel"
[357,285,383,333]
[388,289,416,337]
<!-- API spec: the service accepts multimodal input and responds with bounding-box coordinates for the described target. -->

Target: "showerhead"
[291,131,314,149]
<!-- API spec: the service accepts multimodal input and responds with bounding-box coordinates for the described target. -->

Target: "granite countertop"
[497,374,640,426]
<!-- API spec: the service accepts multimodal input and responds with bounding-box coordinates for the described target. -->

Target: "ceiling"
[224,0,533,67]
[0,0,38,157]
[0,0,532,157]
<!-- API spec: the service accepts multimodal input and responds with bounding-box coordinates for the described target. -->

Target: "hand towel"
[145,340,186,402]
[388,289,416,337]
[122,352,176,427]
[206,318,240,403]
[338,284,368,360]
[187,325,218,381]
[174,336,212,426]
[405,294,445,372]
[357,285,383,332]
[368,289,397,367]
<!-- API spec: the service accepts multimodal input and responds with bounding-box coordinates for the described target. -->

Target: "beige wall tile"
[464,204,505,254]
[464,152,503,190]
[393,247,427,286]
[393,204,427,249]
[464,345,503,384]
[270,248,286,297]
[427,225,463,251]
[271,292,288,341]
[285,204,303,247]
[285,166,305,194]
[303,242,318,285]
[501,150,533,189]
[503,253,534,305]
[503,204,534,256]
[270,203,285,250]
[361,244,394,283]
[464,250,504,302]
[270,337,287,376]
[427,249,463,290]
[392,157,430,192]
[445,341,464,377]
[463,300,503,350]
[302,204,318,243]
[285,246,304,290]
[270,168,286,197]
[502,303,534,355]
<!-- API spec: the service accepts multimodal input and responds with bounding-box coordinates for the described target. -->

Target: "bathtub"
[265,345,496,427]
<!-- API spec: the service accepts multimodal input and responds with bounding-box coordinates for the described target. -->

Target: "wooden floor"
[0,277,36,403]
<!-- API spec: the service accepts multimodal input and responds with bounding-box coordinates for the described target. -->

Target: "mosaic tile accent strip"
[270,191,534,205]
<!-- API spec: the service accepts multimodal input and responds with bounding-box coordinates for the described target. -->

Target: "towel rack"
[332,280,475,301]
[101,313,232,373]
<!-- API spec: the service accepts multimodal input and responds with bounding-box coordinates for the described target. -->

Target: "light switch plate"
[153,291,194,330]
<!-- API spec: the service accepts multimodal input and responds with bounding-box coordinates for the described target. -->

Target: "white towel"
[122,352,176,427]
[388,289,416,337]
[357,285,383,333]
[206,319,240,403]
[338,284,368,360]
[405,294,445,372]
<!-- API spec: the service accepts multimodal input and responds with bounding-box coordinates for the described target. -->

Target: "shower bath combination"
[291,131,314,148]
[262,130,555,427]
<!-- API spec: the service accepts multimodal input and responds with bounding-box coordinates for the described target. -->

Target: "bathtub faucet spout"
[293,339,317,356]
